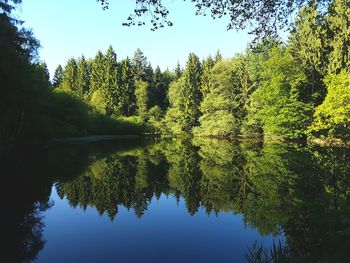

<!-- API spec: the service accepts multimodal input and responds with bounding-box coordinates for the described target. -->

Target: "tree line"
[162,0,350,141]
[1,0,349,142]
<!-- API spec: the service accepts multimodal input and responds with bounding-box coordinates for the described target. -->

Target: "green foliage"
[89,51,105,100]
[165,53,202,134]
[76,55,90,99]
[147,105,164,133]
[3,0,350,142]
[118,58,136,116]
[103,46,119,115]
[326,0,350,74]
[52,65,63,88]
[132,48,148,81]
[149,66,173,110]
[309,70,350,139]
[59,58,78,93]
[174,61,182,80]
[195,59,242,136]
[135,79,149,120]
[201,55,215,97]
[244,47,312,139]
[289,2,327,104]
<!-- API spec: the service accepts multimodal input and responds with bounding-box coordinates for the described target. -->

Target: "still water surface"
[4,138,350,262]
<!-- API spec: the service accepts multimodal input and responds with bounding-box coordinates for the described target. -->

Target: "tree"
[214,50,223,64]
[147,105,163,133]
[52,65,63,88]
[144,62,154,84]
[181,52,202,131]
[132,48,147,81]
[195,59,242,136]
[60,58,78,93]
[103,46,119,115]
[245,46,312,139]
[165,53,202,134]
[174,61,182,80]
[119,58,135,116]
[309,70,350,140]
[164,78,187,134]
[135,79,149,120]
[89,51,105,101]
[326,0,350,74]
[201,55,214,98]
[76,55,90,99]
[288,2,327,104]
[38,62,50,84]
[149,66,170,110]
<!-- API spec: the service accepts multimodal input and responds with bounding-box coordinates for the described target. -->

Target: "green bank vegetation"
[1,0,350,143]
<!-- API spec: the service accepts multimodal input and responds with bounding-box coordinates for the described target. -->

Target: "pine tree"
[165,53,202,134]
[174,61,182,80]
[76,55,90,99]
[214,49,223,64]
[89,51,105,101]
[60,58,78,93]
[201,55,214,98]
[38,62,50,84]
[119,58,135,116]
[135,79,149,120]
[326,0,350,74]
[181,52,202,131]
[144,62,154,84]
[52,65,63,88]
[104,46,119,115]
[289,2,327,103]
[132,48,147,81]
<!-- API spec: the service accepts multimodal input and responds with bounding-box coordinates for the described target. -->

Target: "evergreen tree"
[119,58,135,116]
[326,0,350,74]
[132,48,147,81]
[60,58,78,93]
[144,62,154,84]
[160,68,174,109]
[38,62,50,84]
[214,49,223,64]
[165,53,202,134]
[149,66,170,110]
[289,2,327,104]
[89,51,105,101]
[181,52,202,131]
[201,55,215,98]
[76,55,90,99]
[104,46,119,115]
[174,61,182,80]
[135,79,149,120]
[52,65,63,88]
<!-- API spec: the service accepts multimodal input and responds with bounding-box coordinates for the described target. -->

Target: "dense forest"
[1,0,350,143]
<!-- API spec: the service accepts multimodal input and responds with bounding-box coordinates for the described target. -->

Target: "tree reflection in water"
[3,139,350,262]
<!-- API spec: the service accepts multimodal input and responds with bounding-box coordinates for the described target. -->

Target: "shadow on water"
[2,138,350,262]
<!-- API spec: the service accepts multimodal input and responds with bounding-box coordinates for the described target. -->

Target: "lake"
[4,138,350,262]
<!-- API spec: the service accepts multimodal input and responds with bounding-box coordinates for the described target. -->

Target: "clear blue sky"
[17,0,254,77]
